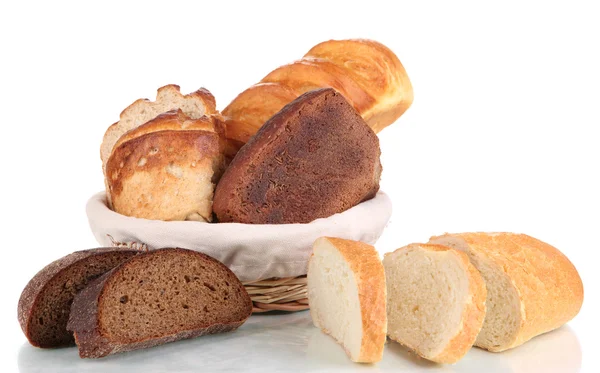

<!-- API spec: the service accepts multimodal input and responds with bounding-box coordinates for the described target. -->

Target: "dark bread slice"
[18,248,141,348]
[67,248,253,358]
[213,88,381,224]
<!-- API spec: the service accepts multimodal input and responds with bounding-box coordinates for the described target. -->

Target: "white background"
[1,1,598,372]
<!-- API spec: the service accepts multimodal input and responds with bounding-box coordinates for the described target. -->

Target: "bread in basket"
[94,39,412,312]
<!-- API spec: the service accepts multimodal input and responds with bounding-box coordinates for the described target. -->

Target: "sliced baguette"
[307,237,386,363]
[67,248,252,358]
[383,243,486,364]
[429,232,584,352]
[18,248,141,348]
[100,84,216,172]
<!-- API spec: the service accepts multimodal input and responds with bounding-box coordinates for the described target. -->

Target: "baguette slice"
[100,84,216,172]
[429,232,584,352]
[307,237,386,363]
[383,244,486,364]
[67,248,252,358]
[18,248,141,348]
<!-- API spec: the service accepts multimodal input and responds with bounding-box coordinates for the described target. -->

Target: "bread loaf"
[106,110,226,221]
[307,237,386,363]
[18,248,141,348]
[223,39,413,154]
[67,248,253,358]
[100,84,216,173]
[383,244,486,364]
[429,232,584,352]
[213,88,381,224]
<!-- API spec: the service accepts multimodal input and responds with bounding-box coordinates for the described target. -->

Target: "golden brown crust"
[305,39,413,132]
[222,39,413,155]
[100,84,217,172]
[106,110,226,221]
[430,232,584,352]
[323,237,386,363]
[112,110,219,151]
[222,83,298,145]
[261,59,375,113]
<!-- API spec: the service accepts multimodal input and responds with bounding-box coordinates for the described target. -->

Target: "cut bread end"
[383,243,486,364]
[307,237,386,363]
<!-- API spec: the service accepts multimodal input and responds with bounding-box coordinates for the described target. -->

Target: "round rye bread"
[213,88,382,224]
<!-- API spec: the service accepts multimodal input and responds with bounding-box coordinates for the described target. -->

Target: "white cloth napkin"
[86,191,392,282]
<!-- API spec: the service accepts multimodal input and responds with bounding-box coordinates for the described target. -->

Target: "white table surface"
[16,310,585,373]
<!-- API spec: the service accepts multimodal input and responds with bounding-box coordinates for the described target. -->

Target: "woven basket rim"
[244,275,309,313]
[90,191,392,283]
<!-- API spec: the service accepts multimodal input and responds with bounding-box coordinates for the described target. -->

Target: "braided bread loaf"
[222,39,413,154]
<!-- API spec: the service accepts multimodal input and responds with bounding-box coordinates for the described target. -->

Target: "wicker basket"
[91,191,392,314]
[244,276,309,313]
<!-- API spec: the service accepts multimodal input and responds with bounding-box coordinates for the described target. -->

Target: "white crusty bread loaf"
[100,84,216,172]
[429,232,584,352]
[307,237,386,363]
[105,110,226,221]
[383,243,487,364]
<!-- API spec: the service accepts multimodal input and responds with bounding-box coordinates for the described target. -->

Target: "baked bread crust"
[213,88,381,224]
[317,237,387,363]
[105,110,226,221]
[305,39,413,132]
[429,232,584,352]
[18,248,141,348]
[101,84,216,172]
[67,248,253,358]
[223,39,413,155]
[221,83,298,146]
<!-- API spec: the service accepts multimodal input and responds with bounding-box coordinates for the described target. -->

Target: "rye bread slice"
[213,88,381,224]
[18,248,141,348]
[67,248,253,358]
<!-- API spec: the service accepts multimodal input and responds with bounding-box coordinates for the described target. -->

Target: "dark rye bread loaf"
[18,248,141,348]
[67,248,253,358]
[213,88,381,224]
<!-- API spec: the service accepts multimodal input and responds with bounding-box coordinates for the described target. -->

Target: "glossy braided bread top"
[222,39,413,154]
